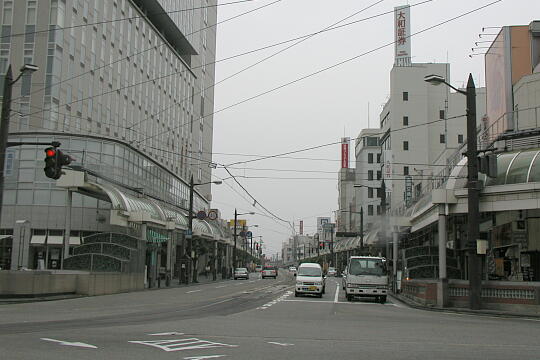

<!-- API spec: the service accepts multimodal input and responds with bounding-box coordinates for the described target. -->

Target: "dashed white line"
[187,289,202,294]
[215,285,227,289]
[267,341,294,346]
[334,284,339,303]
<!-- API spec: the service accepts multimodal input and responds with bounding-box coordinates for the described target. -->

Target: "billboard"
[341,137,350,169]
[394,5,411,66]
[317,217,331,232]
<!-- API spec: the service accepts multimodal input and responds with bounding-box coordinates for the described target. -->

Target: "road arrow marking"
[267,341,294,346]
[41,338,97,349]
[148,332,185,336]
[184,356,227,360]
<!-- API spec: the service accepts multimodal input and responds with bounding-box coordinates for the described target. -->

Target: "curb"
[390,293,540,319]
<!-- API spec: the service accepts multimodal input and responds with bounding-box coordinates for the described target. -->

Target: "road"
[1,270,539,359]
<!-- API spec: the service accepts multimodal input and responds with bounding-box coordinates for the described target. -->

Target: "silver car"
[234,267,249,280]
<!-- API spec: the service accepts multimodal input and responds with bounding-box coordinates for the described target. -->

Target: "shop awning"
[30,235,46,244]
[47,236,64,245]
[0,235,12,240]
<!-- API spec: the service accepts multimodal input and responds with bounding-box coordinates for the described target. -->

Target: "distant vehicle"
[234,267,249,280]
[343,256,388,303]
[255,265,263,272]
[295,263,325,298]
[289,266,297,273]
[262,265,277,279]
[327,267,337,277]
[342,266,348,290]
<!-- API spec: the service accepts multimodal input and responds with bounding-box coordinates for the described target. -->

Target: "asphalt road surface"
[1,271,539,360]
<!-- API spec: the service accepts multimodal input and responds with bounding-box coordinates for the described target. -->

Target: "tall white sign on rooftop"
[394,5,411,66]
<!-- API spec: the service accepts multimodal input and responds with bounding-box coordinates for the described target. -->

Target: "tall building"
[353,129,381,231]
[0,0,217,270]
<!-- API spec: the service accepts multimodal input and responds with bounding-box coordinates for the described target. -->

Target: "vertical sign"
[405,175,413,207]
[383,150,392,193]
[341,137,350,169]
[394,5,411,66]
[299,220,304,235]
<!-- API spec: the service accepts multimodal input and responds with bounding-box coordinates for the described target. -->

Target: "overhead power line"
[11,0,282,105]
[1,0,259,40]
[136,0,502,145]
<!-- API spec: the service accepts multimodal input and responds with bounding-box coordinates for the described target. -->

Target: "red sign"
[341,143,349,169]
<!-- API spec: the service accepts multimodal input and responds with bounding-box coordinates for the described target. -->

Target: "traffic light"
[44,147,72,179]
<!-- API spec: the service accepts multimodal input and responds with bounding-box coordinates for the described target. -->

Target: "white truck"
[342,256,388,303]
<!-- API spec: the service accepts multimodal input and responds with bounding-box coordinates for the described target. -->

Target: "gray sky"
[210,0,539,257]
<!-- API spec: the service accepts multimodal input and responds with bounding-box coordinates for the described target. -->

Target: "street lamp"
[0,64,39,230]
[186,176,222,283]
[425,73,481,310]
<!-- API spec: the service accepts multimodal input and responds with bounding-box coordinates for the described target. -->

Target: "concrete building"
[353,128,382,232]
[379,63,486,213]
[0,0,218,272]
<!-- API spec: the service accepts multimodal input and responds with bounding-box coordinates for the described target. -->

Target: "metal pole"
[61,190,72,269]
[393,226,398,292]
[187,175,194,285]
[0,66,13,229]
[330,228,334,267]
[360,206,364,251]
[466,73,481,310]
[233,208,237,271]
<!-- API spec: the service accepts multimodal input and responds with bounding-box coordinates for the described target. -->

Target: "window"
[458,134,464,144]
[368,170,373,181]
[368,205,374,216]
[402,91,408,101]
[2,0,13,24]
[440,134,445,144]
[376,153,381,163]
[403,141,409,151]
[376,171,381,180]
[368,187,373,198]
[377,188,382,198]
[368,153,373,164]
[439,109,445,119]
[404,166,409,176]
[377,205,381,215]
[26,0,37,25]
[403,116,408,126]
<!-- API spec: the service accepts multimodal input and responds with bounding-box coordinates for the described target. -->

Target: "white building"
[353,129,382,231]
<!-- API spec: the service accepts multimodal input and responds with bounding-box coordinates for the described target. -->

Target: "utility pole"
[0,66,13,230]
[466,74,482,310]
[187,175,194,284]
[233,208,238,271]
[381,179,387,258]
[360,206,364,252]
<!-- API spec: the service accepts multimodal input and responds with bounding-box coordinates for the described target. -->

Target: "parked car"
[327,267,337,277]
[295,263,325,298]
[262,265,277,279]
[234,267,249,280]
[255,265,263,272]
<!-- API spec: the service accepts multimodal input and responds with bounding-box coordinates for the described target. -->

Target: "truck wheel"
[380,296,387,304]
[346,294,352,302]
[322,286,325,294]
[317,293,323,298]
[294,291,299,297]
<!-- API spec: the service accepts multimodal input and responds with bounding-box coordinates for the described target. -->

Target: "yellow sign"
[228,219,247,228]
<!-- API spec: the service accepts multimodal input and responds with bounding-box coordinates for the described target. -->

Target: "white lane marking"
[283,300,334,303]
[149,332,184,336]
[184,356,227,360]
[187,289,202,294]
[129,338,238,352]
[257,290,292,310]
[334,284,339,303]
[41,338,97,349]
[267,342,294,346]
[215,285,227,289]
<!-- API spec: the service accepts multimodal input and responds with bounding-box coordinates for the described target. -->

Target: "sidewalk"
[0,273,233,305]
[391,292,540,319]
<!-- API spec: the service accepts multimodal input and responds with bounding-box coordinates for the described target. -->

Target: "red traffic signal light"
[44,147,72,179]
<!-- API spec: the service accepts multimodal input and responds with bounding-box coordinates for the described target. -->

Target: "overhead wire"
[11,0,282,105]
[136,0,502,146]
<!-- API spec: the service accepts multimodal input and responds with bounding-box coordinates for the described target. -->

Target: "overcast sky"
[210,0,539,257]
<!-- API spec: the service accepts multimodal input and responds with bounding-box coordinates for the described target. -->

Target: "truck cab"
[344,256,388,303]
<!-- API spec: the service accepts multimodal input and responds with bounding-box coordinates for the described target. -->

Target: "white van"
[294,263,325,298]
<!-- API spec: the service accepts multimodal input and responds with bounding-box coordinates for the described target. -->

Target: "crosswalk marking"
[129,338,238,352]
